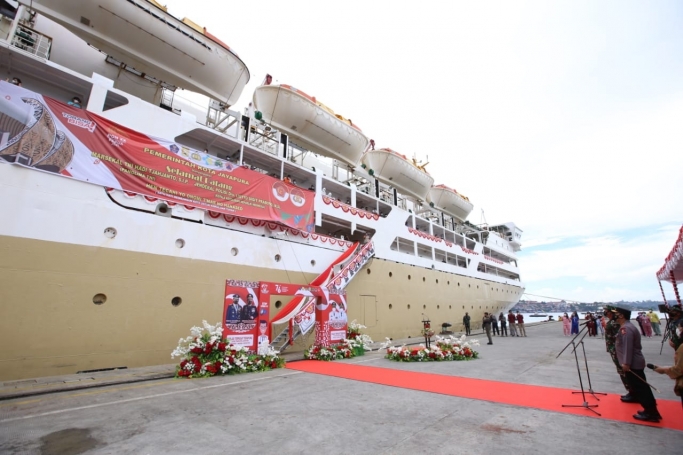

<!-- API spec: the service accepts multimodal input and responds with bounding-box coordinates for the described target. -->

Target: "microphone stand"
[561,340,601,416]
[571,340,606,400]
[556,322,589,359]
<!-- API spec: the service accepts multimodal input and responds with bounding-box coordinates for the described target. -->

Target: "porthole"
[171,296,182,307]
[93,293,107,305]
[408,275,411,280]
[423,304,426,309]
[449,305,452,309]
[436,279,439,284]
[367,269,371,275]
[458,282,460,286]
[477,285,479,289]
[175,238,185,248]
[274,254,281,262]
[422,277,425,282]
[447,281,450,285]
[275,300,282,309]
[389,303,393,309]
[437,305,440,309]
[231,248,238,256]
[389,272,393,277]
[104,227,117,239]
[311,260,316,266]
[469,284,471,288]
[407,304,411,309]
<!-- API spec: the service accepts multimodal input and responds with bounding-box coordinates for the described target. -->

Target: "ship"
[0,0,524,381]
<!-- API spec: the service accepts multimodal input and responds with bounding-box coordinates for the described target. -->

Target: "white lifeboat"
[362,148,434,201]
[253,84,370,166]
[27,0,249,105]
[429,184,474,221]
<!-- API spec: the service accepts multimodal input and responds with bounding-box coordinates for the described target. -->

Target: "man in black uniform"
[614,307,661,422]
[667,304,683,349]
[241,294,258,322]
[463,312,471,336]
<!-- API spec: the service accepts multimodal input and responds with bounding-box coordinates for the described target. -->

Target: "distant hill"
[512,299,678,313]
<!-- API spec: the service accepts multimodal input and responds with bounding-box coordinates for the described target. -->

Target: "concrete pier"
[1,321,681,454]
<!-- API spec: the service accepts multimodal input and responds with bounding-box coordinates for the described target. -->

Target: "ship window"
[275,300,282,309]
[311,260,316,266]
[422,277,425,282]
[423,305,426,309]
[104,227,117,239]
[407,304,411,309]
[389,304,393,309]
[93,294,107,305]
[172,297,182,307]
[175,239,185,248]
[274,254,281,262]
[367,269,371,275]
[389,272,393,277]
[231,248,238,256]
[437,305,440,309]
[436,279,439,284]
[408,275,411,280]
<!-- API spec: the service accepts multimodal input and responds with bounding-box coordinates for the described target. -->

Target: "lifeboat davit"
[28,0,249,105]
[253,84,370,166]
[362,148,434,201]
[429,184,474,222]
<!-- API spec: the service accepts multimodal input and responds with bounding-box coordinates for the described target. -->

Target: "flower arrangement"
[171,320,285,378]
[382,334,479,362]
[304,320,374,361]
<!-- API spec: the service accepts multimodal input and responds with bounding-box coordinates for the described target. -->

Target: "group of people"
[225,293,259,324]
[601,304,683,422]
[635,310,661,337]
[467,310,526,345]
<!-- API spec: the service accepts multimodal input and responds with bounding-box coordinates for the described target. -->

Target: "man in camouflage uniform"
[604,306,634,402]
[666,305,683,349]
[614,307,661,422]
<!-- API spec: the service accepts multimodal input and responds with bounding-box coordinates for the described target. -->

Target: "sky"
[160,0,683,302]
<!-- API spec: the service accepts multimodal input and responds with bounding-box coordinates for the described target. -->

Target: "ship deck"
[1,322,680,454]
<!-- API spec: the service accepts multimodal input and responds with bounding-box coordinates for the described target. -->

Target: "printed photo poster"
[223,280,262,351]
[0,82,315,231]
[314,289,348,347]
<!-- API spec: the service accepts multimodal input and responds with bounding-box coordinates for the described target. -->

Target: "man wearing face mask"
[653,320,683,410]
[604,306,634,402]
[614,307,662,422]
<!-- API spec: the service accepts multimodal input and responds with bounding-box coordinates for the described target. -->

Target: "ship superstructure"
[0,0,524,380]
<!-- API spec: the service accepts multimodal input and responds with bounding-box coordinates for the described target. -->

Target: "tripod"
[659,313,671,355]
[561,340,601,416]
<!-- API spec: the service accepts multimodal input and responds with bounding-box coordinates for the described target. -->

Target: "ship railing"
[11,23,51,59]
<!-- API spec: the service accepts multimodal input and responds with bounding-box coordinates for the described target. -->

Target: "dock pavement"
[1,321,681,454]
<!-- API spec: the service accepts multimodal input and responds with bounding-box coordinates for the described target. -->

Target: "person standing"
[614,307,662,422]
[562,313,571,336]
[570,311,580,335]
[499,312,508,336]
[483,312,493,345]
[635,312,645,336]
[654,320,683,410]
[491,314,500,336]
[603,306,634,402]
[516,311,526,337]
[463,312,471,336]
[507,310,517,337]
[641,313,653,338]
[648,309,661,336]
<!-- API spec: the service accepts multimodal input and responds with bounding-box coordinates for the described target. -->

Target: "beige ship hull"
[0,235,519,381]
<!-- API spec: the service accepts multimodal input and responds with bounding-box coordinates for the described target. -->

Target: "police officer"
[604,306,634,401]
[463,312,471,336]
[614,307,662,422]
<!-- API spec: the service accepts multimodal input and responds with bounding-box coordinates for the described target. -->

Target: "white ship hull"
[253,84,370,166]
[0,5,523,380]
[362,148,434,201]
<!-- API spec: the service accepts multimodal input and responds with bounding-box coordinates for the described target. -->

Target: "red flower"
[217,342,227,352]
[204,343,213,355]
[190,347,203,354]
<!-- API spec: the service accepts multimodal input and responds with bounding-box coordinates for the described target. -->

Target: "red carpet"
[287,361,683,431]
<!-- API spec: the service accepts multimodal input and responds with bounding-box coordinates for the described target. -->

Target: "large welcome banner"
[0,82,314,231]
